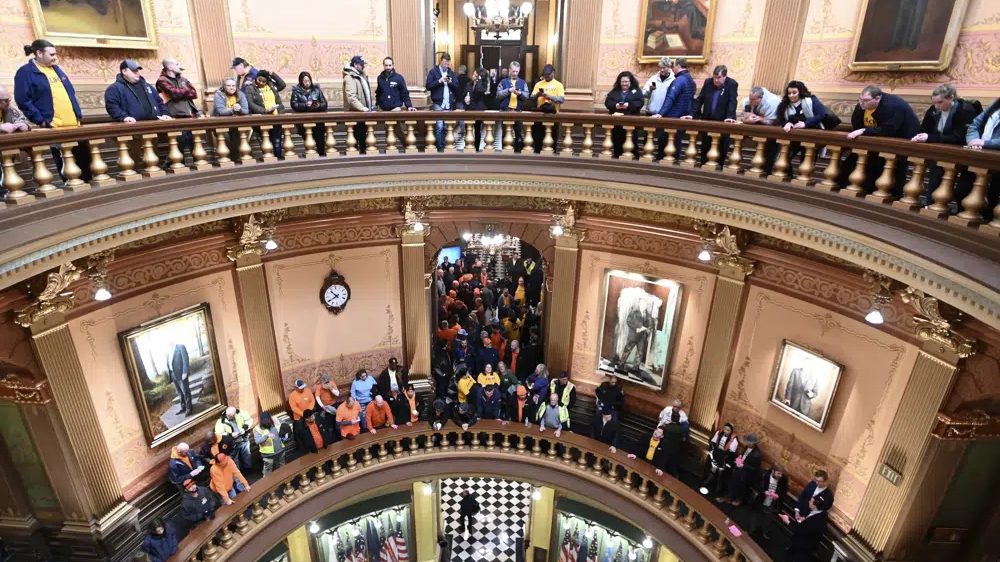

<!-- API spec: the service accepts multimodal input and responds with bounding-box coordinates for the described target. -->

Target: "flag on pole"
[379,528,395,562]
[559,528,575,562]
[393,521,409,562]
[585,536,599,562]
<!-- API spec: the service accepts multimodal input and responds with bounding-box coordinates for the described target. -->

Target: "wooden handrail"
[168,420,770,562]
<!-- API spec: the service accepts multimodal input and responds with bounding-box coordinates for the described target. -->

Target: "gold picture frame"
[637,0,717,65]
[26,0,159,50]
[848,0,968,72]
[768,340,843,432]
[118,303,226,447]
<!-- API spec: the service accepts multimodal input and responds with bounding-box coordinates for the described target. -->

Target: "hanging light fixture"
[642,536,653,549]
[697,246,713,262]
[308,521,320,534]
[863,270,893,326]
[464,0,533,39]
[264,238,278,251]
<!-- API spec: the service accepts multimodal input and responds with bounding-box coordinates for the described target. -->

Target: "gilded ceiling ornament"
[550,202,584,240]
[0,373,51,405]
[900,287,976,358]
[400,199,430,236]
[14,263,82,328]
[226,211,283,261]
[694,221,755,277]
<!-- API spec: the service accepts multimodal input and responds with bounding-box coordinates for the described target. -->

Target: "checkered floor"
[441,477,532,562]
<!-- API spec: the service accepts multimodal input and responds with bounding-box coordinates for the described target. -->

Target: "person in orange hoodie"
[288,379,315,421]
[336,395,363,439]
[365,395,397,434]
[209,453,250,505]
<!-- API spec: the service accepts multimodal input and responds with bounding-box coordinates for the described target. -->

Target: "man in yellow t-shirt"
[530,64,565,153]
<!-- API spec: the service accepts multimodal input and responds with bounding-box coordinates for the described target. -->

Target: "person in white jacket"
[642,57,675,116]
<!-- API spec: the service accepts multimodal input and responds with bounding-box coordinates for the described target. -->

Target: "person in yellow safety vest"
[536,392,570,437]
[457,369,477,404]
[253,412,288,476]
[548,371,577,410]
[215,406,253,473]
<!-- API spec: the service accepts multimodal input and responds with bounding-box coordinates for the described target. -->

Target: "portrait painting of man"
[637,0,717,64]
[849,0,969,71]
[769,341,843,431]
[27,0,158,49]
[597,271,682,390]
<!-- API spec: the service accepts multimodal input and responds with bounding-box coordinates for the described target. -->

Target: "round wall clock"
[320,270,351,314]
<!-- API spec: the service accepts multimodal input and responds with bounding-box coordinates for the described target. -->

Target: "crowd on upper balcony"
[2,38,997,218]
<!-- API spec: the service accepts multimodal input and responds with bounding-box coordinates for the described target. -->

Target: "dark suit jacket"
[377,367,409,398]
[919,99,980,144]
[789,509,828,555]
[591,415,621,447]
[425,66,459,107]
[693,76,739,121]
[169,344,190,381]
[849,93,921,139]
[796,481,834,514]
[633,433,671,472]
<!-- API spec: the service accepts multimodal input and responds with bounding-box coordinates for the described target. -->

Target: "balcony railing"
[0,111,997,231]
[168,421,770,562]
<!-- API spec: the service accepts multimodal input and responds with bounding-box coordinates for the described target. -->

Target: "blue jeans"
[232,439,252,472]
[228,476,247,499]
[432,104,451,150]
[358,401,370,431]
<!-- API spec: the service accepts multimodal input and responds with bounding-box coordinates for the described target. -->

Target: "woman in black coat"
[463,67,490,151]
[604,71,644,158]
[290,71,329,155]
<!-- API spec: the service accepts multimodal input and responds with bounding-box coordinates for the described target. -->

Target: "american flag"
[558,529,576,562]
[393,521,409,562]
[354,532,367,562]
[379,528,395,562]
[585,536,599,562]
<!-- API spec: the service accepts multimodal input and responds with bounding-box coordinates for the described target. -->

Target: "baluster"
[30,145,61,198]
[464,119,476,153]
[471,431,481,450]
[501,433,511,452]
[990,197,1000,231]
[484,120,495,152]
[281,124,297,158]
[666,496,681,519]
[234,513,250,535]
[546,440,557,459]
[620,470,632,491]
[384,121,398,154]
[516,434,527,453]
[237,127,253,163]
[542,122,555,154]
[600,124,613,158]
[663,128,678,164]
[713,533,730,557]
[486,432,496,450]
[259,127,277,161]
[200,542,219,562]
[818,145,843,191]
[299,470,313,492]
[841,149,868,197]
[727,548,744,562]
[561,123,573,156]
[266,490,280,510]
[283,481,297,500]
[723,134,743,174]
[867,152,897,203]
[698,522,714,543]
[323,122,337,156]
[1,149,33,205]
[681,130,698,167]
[218,526,234,548]
[345,122,359,154]
[314,463,327,484]
[346,451,358,471]
[165,132,188,174]
[621,125,635,159]
[303,123,319,158]
[115,136,139,181]
[921,161,955,218]
[213,128,234,168]
[591,456,604,477]
[401,121,414,153]
[607,463,619,484]
[59,142,88,192]
[331,456,344,477]
[638,479,650,499]
[953,167,990,227]
[377,441,388,460]
[523,120,535,153]
[424,120,436,153]
[444,121,457,153]
[768,139,790,182]
[580,124,594,157]
[653,487,667,508]
[88,139,114,186]
[362,446,374,467]
[641,126,656,162]
[704,132,721,170]
[140,134,165,177]
[576,450,588,470]
[561,443,572,464]
[408,437,419,454]
[393,439,404,458]
[439,432,451,452]
[682,505,697,530]
[531,436,542,457]
[746,137,767,177]
[792,142,817,186]
[500,123,513,153]
[251,501,266,522]
[894,156,925,210]
[364,122,377,154]
[424,433,435,453]
[190,130,211,171]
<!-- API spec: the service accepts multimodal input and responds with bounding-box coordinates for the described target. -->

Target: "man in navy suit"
[167,341,192,415]
[692,65,739,166]
[796,469,834,515]
[425,53,459,151]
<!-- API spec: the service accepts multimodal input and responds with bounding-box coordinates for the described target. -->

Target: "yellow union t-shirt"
[532,79,565,112]
[38,65,78,128]
[863,108,876,128]
[646,437,661,461]
[260,86,277,114]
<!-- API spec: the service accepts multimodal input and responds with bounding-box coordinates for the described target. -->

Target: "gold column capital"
[901,287,976,359]
[694,221,755,280]
[14,263,82,328]
[226,211,284,262]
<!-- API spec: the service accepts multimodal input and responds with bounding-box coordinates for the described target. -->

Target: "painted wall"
[263,244,405,393]
[570,249,717,416]
[721,287,919,528]
[66,272,254,495]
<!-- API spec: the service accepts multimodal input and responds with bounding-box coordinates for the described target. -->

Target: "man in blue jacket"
[692,64,739,165]
[14,39,92,182]
[376,56,416,111]
[104,59,171,123]
[497,61,530,152]
[425,53,459,151]
[650,58,696,161]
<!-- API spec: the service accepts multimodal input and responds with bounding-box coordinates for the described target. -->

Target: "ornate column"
[689,224,755,433]
[750,0,810,92]
[559,0,603,111]
[545,206,581,374]
[388,0,431,107]
[850,289,977,560]
[400,201,431,377]
[189,0,237,106]
[14,263,137,540]
[0,399,48,557]
[228,213,286,413]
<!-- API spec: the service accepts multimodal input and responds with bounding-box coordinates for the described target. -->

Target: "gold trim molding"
[901,288,976,358]
[14,263,81,328]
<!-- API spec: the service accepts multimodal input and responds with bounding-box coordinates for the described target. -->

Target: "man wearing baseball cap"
[530,64,565,152]
[342,55,374,153]
[104,59,170,123]
[231,57,257,91]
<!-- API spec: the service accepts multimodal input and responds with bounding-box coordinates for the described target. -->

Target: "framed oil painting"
[597,270,682,390]
[119,303,226,447]
[769,341,843,431]
[637,0,717,65]
[27,0,159,50]
[848,0,969,71]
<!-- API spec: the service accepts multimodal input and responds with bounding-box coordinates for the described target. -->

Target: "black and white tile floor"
[441,477,532,562]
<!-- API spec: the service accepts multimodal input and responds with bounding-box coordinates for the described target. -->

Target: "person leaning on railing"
[290,71,329,156]
[14,39,91,182]
[965,97,1000,220]
[738,86,781,175]
[105,59,172,124]
[841,85,921,197]
[776,80,835,166]
[245,69,287,159]
[210,78,249,155]
[0,86,30,134]
[910,84,982,209]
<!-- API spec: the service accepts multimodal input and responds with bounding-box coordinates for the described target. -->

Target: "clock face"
[324,284,349,308]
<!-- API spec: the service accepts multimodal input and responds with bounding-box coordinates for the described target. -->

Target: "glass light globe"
[551,225,564,237]
[308,521,320,534]
[94,287,112,301]
[264,239,278,250]
[697,248,712,262]
[463,1,475,17]
[642,537,653,549]
[520,1,533,16]
[865,308,884,325]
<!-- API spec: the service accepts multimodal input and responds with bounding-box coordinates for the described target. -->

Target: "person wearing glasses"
[839,85,920,196]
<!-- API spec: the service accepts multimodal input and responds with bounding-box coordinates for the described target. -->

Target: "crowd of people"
[3,39,996,218]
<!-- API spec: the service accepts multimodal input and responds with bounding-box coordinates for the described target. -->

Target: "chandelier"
[462,226,521,256]
[463,1,533,38]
